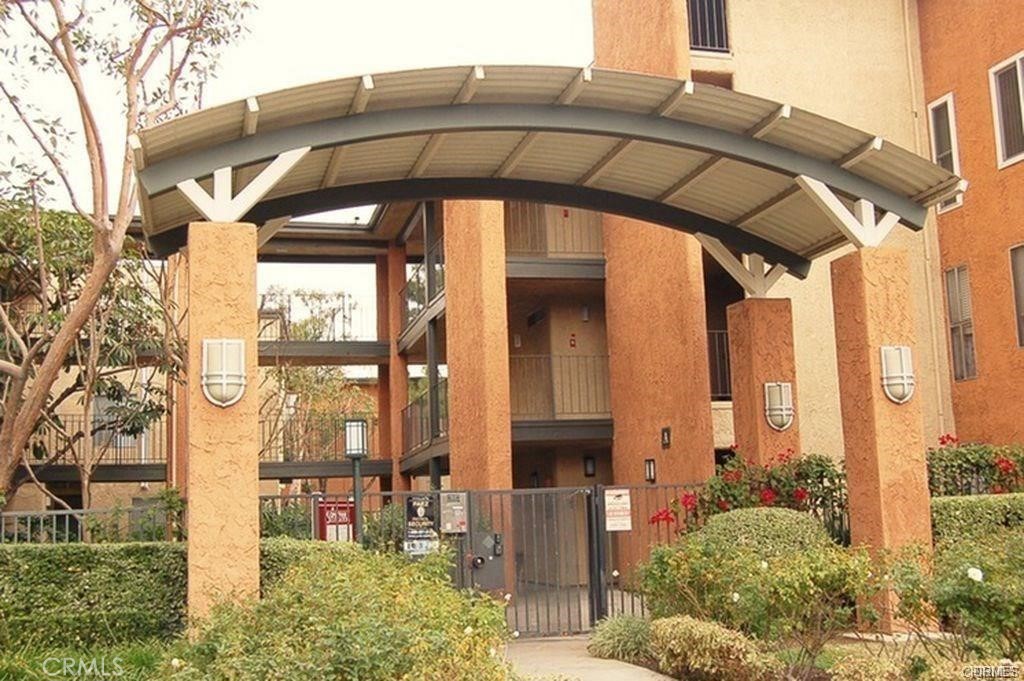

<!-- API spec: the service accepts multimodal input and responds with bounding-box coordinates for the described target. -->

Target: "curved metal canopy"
[133,64,964,275]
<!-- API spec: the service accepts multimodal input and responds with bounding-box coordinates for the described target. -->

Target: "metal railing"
[509,355,611,420]
[401,391,431,453]
[26,414,167,466]
[427,236,446,296]
[688,0,729,52]
[259,411,378,462]
[433,378,449,438]
[401,263,427,330]
[0,502,180,545]
[707,330,731,400]
[505,204,603,258]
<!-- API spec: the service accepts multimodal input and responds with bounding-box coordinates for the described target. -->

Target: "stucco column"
[593,0,714,486]
[444,200,513,489]
[727,298,801,465]
[832,248,932,630]
[386,245,411,491]
[183,222,260,620]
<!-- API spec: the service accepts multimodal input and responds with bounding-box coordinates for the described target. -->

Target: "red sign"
[317,500,355,542]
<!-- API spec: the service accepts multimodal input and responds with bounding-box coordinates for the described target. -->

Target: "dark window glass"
[995,63,1024,162]
[945,266,977,381]
[1011,246,1024,346]
[688,0,729,52]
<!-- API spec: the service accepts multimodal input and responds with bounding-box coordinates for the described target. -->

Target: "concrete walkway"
[507,636,674,680]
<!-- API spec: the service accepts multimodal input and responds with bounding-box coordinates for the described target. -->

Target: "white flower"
[464,626,474,635]
[170,659,183,670]
[967,567,984,583]
[504,593,512,602]
[731,592,740,603]
[612,569,620,578]
[512,630,521,639]
[489,647,497,657]
[760,561,768,570]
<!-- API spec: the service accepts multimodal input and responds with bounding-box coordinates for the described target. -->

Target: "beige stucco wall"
[692,0,953,458]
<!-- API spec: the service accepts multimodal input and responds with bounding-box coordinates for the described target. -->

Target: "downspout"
[902,0,949,436]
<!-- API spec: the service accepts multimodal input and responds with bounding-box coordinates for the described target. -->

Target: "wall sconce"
[581,304,590,322]
[764,382,795,431]
[583,455,596,477]
[201,339,246,407]
[880,345,915,404]
[644,458,656,483]
[345,419,369,458]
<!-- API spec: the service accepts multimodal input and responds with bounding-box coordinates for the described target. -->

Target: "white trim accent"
[839,136,884,169]
[926,92,964,213]
[176,147,310,223]
[242,97,260,136]
[795,175,900,248]
[350,75,375,115]
[695,234,788,297]
[988,50,1024,170]
[257,215,292,247]
[454,65,486,104]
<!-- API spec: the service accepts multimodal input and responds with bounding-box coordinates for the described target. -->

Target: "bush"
[0,543,187,648]
[931,493,1024,543]
[587,616,653,668]
[173,540,508,681]
[649,616,780,681]
[698,507,835,557]
[828,655,903,681]
[928,441,1024,496]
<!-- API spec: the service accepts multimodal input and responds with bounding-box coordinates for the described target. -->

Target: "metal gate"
[262,483,699,637]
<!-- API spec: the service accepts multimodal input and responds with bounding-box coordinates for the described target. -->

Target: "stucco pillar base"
[183,222,260,621]
[727,298,801,466]
[831,248,932,632]
[444,200,512,490]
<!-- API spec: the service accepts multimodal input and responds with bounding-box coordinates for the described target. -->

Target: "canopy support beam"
[796,175,900,248]
[696,234,788,297]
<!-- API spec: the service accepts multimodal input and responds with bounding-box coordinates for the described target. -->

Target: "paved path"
[507,636,674,680]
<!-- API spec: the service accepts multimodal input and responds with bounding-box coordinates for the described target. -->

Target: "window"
[1011,246,1024,346]
[945,266,977,381]
[989,51,1024,168]
[927,94,963,212]
[688,0,729,53]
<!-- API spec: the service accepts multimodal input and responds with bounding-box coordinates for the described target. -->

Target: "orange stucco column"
[183,222,260,620]
[385,245,410,491]
[166,251,189,494]
[593,0,714,486]
[727,298,801,465]
[444,200,513,489]
[832,248,932,629]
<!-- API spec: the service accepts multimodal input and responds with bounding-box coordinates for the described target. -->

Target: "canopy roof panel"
[134,64,963,273]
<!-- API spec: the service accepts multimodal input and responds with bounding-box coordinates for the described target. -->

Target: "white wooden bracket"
[695,234,788,298]
[176,147,310,223]
[795,175,901,248]
[257,215,292,248]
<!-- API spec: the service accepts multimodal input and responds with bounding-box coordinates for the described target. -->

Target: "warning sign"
[604,489,633,532]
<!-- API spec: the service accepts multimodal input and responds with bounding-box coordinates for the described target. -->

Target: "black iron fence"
[259,411,378,462]
[401,391,430,453]
[0,500,181,545]
[707,330,731,400]
[27,414,167,466]
[509,355,611,420]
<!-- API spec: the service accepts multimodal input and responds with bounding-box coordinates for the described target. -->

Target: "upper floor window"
[1011,246,1024,346]
[927,94,963,212]
[989,51,1024,168]
[945,266,977,381]
[689,0,729,53]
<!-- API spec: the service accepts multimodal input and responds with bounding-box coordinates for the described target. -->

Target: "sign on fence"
[317,500,354,542]
[439,492,468,534]
[604,488,633,532]
[404,494,439,556]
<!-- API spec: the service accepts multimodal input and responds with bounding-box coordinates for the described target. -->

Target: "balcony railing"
[401,391,430,453]
[400,238,447,332]
[688,0,729,52]
[259,411,378,462]
[433,377,449,438]
[427,236,446,296]
[708,330,731,401]
[258,291,358,341]
[505,203,603,258]
[27,414,167,466]
[509,355,611,420]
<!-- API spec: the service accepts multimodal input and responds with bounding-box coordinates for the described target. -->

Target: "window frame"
[687,0,731,55]
[988,49,1024,170]
[1009,243,1024,348]
[926,92,964,213]
[944,265,978,382]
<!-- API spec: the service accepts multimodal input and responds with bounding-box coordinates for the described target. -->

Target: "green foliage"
[363,501,406,553]
[84,488,186,543]
[0,639,169,681]
[173,540,509,681]
[828,655,904,681]
[896,528,1024,660]
[0,543,187,648]
[648,616,781,681]
[698,506,834,557]
[928,441,1024,496]
[931,493,1024,543]
[259,501,312,540]
[587,616,653,668]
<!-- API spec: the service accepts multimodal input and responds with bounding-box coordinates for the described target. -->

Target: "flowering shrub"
[648,451,848,543]
[587,616,654,668]
[649,616,781,681]
[927,439,1024,496]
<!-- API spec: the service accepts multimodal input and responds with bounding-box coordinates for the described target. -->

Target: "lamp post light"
[345,418,369,544]
[764,381,795,431]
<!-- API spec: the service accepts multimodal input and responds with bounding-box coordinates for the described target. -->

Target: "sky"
[4,0,596,343]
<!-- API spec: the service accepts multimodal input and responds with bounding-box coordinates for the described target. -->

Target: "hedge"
[0,538,377,649]
[931,493,1024,543]
[0,542,187,648]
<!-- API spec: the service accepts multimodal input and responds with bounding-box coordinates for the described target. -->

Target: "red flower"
[649,508,675,525]
[716,498,731,512]
[938,433,959,447]
[760,488,777,505]
[995,456,1017,475]
[680,492,699,513]
[722,469,743,484]
[729,443,739,451]
[992,484,1007,495]
[793,487,809,504]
